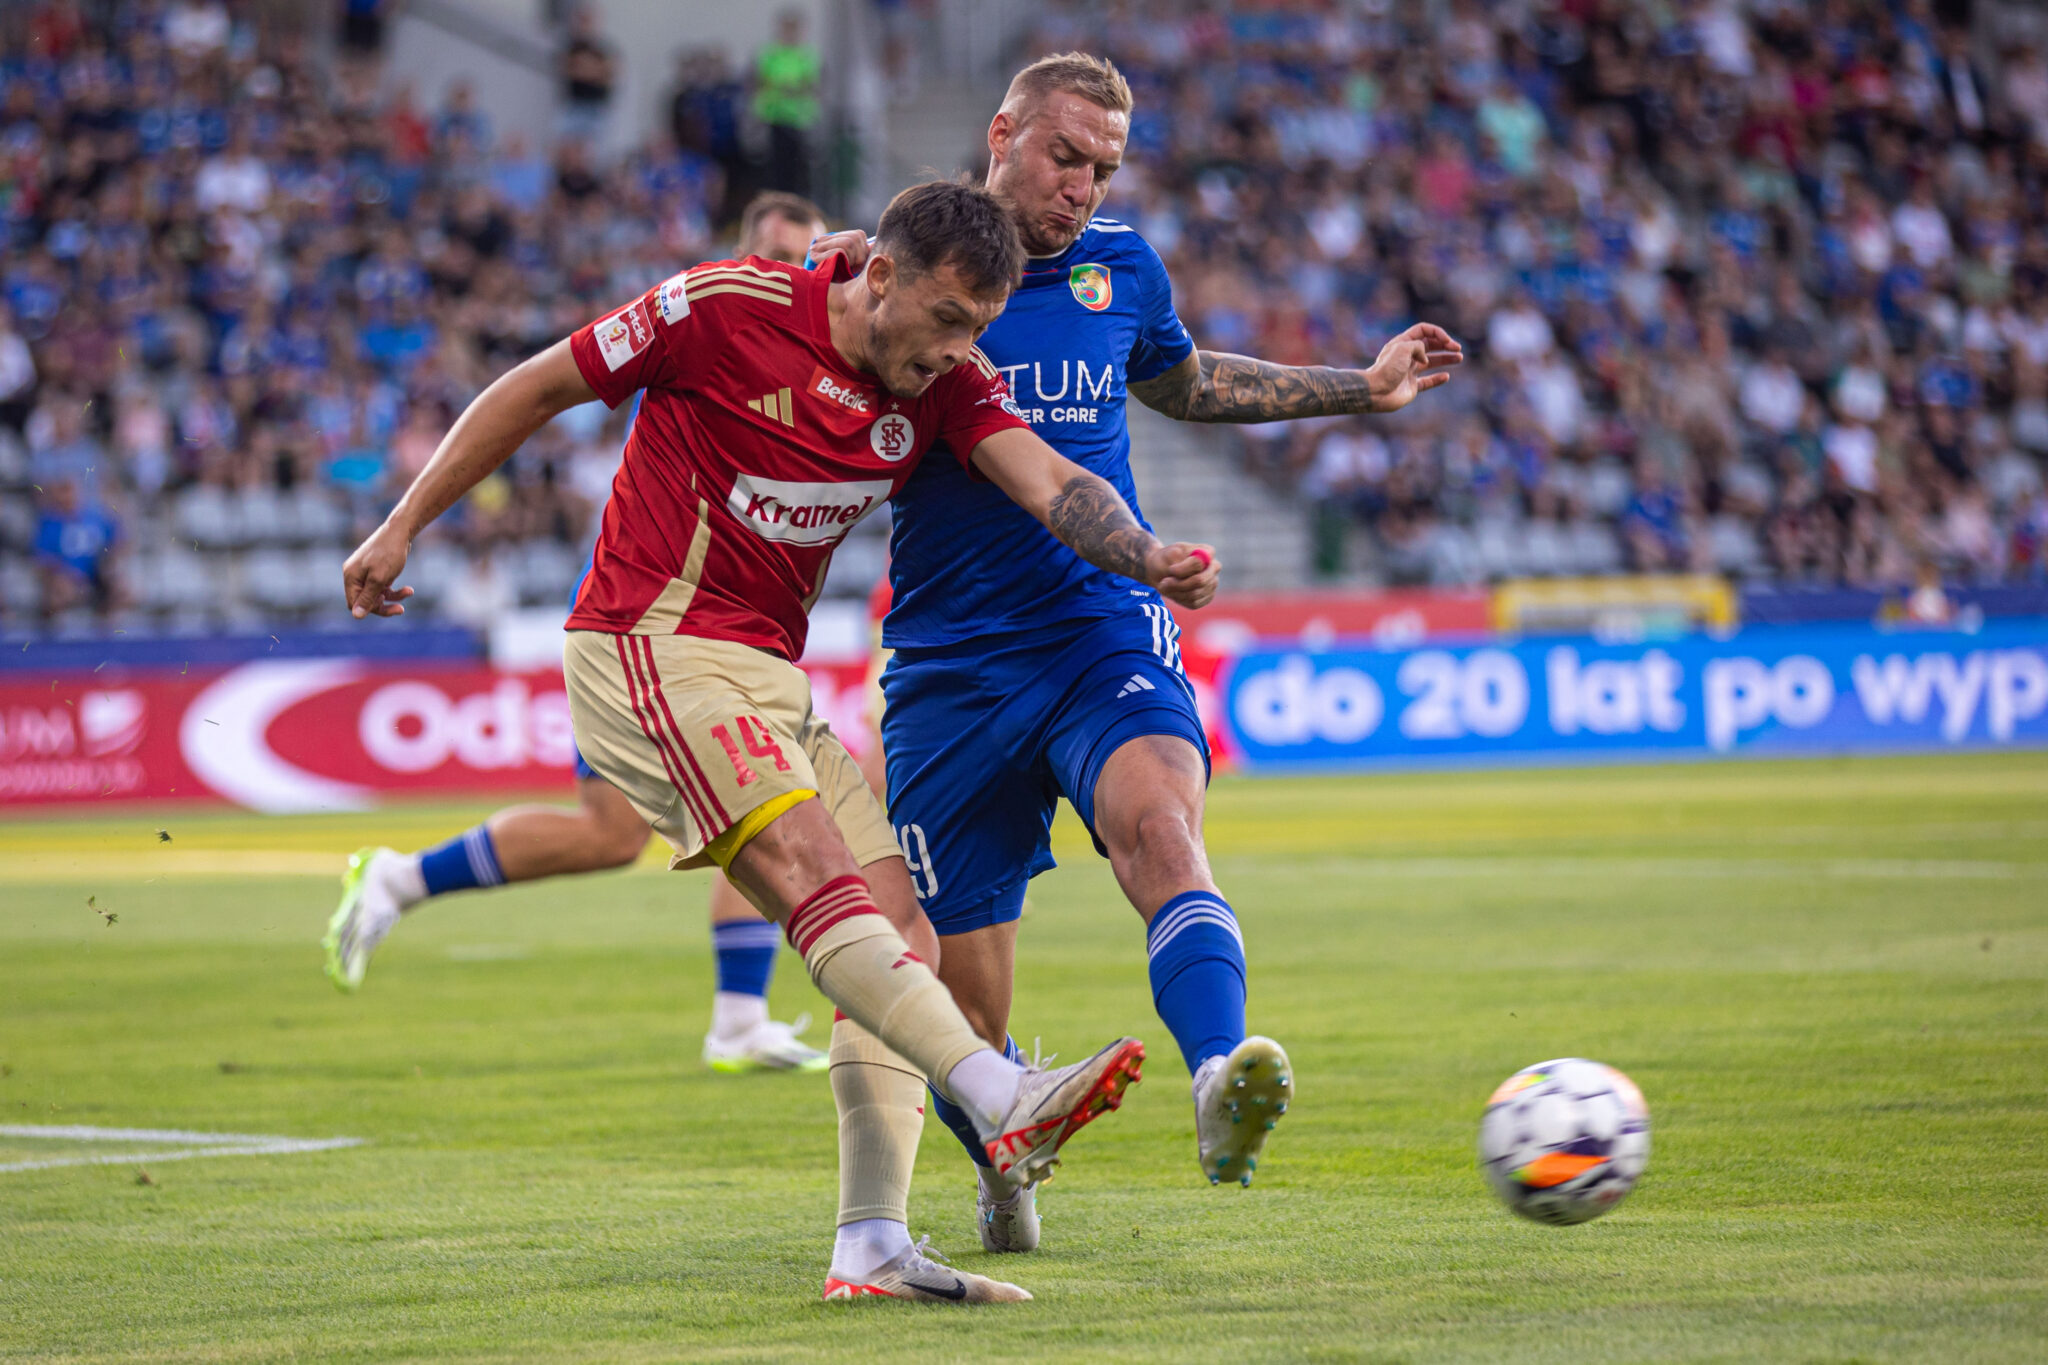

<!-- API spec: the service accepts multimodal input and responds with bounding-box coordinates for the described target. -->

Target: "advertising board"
[1224,622,2048,770]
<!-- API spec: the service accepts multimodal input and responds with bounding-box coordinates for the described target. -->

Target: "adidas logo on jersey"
[1116,674,1156,699]
[746,387,796,427]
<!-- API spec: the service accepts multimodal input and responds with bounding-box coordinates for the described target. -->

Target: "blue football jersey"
[883,218,1196,648]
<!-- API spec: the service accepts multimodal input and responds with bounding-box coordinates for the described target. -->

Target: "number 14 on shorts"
[710,716,792,786]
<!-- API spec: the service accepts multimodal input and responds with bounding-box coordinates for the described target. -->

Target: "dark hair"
[873,178,1023,297]
[739,190,827,252]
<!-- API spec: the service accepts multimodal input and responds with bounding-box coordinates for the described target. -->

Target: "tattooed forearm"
[1047,473,1157,582]
[1130,350,1379,423]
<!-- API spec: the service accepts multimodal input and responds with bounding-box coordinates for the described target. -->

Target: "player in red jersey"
[324,194,851,1078]
[340,180,1220,1303]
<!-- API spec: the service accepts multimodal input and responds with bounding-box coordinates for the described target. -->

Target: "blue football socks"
[711,919,782,999]
[932,1033,1024,1165]
[1146,890,1248,1075]
[417,825,506,898]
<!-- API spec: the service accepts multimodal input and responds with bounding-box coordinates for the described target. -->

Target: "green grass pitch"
[2,752,2045,1363]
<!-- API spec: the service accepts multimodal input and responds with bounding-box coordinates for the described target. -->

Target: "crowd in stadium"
[0,1,754,632]
[1048,0,2048,586]
[5,1,2048,633]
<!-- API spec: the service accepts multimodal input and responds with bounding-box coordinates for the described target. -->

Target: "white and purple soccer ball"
[1478,1057,1650,1225]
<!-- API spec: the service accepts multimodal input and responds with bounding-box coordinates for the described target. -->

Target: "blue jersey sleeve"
[1125,238,1195,383]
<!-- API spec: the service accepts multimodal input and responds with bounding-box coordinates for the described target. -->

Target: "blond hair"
[999,51,1133,124]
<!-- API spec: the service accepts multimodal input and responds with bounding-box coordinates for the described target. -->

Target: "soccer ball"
[1478,1058,1649,1225]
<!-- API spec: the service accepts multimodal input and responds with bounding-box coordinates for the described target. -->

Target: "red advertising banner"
[1,660,877,812]
[1,591,1491,809]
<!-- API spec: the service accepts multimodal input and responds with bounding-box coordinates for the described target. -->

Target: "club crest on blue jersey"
[1069,263,1112,312]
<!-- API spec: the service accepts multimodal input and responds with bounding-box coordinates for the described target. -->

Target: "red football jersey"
[564,256,1029,658]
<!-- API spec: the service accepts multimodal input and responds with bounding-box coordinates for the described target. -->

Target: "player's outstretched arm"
[969,427,1219,609]
[342,340,598,618]
[1128,323,1464,424]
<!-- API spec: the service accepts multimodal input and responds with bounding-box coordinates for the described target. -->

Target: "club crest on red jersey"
[1069,263,1112,312]
[869,411,915,462]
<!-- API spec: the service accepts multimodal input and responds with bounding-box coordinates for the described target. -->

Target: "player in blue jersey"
[811,53,1461,1250]
[325,194,855,1075]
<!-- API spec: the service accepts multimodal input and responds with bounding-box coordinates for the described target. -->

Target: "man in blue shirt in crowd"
[34,479,120,619]
[813,52,1461,1253]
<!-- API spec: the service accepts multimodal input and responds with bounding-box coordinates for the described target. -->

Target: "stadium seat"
[1583,462,1634,519]
[0,491,34,551]
[1473,514,1525,580]
[1709,515,1768,578]
[1520,519,1570,578]
[0,552,37,616]
[239,485,289,544]
[1427,524,1482,586]
[1568,521,1626,576]
[174,483,248,550]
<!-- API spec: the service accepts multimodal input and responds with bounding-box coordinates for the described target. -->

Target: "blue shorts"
[573,745,598,781]
[879,600,1209,936]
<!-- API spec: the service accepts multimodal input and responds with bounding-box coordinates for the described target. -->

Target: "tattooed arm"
[1129,323,1465,423]
[969,426,1219,609]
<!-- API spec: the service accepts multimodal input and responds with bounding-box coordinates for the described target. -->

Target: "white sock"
[710,991,768,1041]
[944,1049,1024,1134]
[830,1217,913,1281]
[382,850,428,911]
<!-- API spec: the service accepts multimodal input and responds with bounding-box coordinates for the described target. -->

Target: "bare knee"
[938,961,1008,1049]
[591,818,649,869]
[580,782,651,869]
[1104,802,1203,878]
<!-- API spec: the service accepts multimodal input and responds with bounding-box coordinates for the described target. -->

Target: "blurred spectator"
[1023,0,2048,588]
[558,4,617,149]
[670,47,749,216]
[0,305,35,433]
[6,0,2048,636]
[338,0,388,61]
[754,9,821,196]
[33,480,120,621]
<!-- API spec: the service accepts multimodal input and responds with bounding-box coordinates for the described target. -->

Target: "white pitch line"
[0,1124,363,1174]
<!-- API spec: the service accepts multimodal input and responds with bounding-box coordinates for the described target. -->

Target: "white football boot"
[980,1037,1145,1187]
[975,1176,1041,1253]
[701,1014,829,1073]
[822,1236,1031,1303]
[1194,1036,1293,1187]
[322,847,405,992]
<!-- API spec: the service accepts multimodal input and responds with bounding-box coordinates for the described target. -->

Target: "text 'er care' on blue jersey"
[882,218,1196,649]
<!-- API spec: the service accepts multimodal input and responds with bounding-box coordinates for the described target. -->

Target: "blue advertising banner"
[1223,621,2048,771]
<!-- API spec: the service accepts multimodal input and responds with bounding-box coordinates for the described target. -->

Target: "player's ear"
[866,253,894,301]
[988,110,1015,163]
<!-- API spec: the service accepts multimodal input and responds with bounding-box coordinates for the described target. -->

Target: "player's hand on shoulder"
[1149,542,1219,610]
[807,228,870,271]
[1367,323,1464,413]
[342,519,416,619]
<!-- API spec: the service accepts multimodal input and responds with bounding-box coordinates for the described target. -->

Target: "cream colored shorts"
[563,630,898,871]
